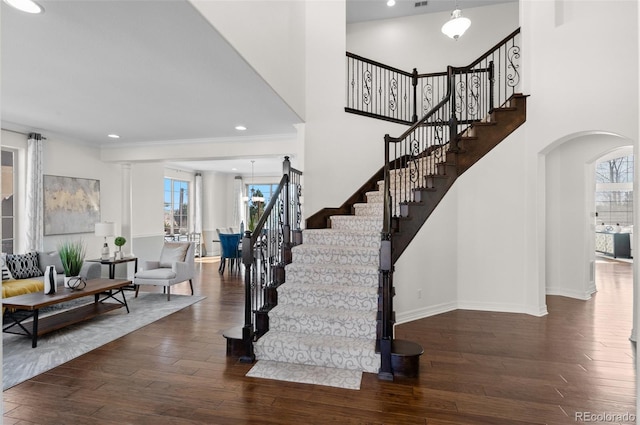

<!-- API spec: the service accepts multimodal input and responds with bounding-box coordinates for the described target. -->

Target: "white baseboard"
[395,301,457,325]
[396,300,549,324]
[457,300,548,317]
[546,286,593,300]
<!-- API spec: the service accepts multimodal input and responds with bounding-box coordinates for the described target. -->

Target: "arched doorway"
[543,132,636,341]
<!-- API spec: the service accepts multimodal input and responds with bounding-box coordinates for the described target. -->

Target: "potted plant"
[114,236,126,259]
[58,239,86,288]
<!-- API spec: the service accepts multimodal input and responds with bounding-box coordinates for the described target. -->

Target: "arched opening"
[544,132,635,341]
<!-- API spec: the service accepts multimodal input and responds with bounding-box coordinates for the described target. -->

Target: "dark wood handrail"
[346,51,414,77]
[250,174,288,245]
[465,27,521,70]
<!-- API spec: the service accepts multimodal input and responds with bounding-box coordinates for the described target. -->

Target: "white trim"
[395,299,550,325]
[100,133,297,149]
[545,287,594,301]
[456,300,549,317]
[395,301,457,325]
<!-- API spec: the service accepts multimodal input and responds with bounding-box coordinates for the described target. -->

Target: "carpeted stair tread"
[269,304,377,338]
[277,283,378,311]
[254,330,380,373]
[292,244,379,266]
[353,202,384,217]
[285,263,379,287]
[302,229,380,247]
[329,215,383,232]
[365,191,384,203]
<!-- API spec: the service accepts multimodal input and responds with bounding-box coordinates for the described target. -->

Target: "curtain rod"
[1,128,47,140]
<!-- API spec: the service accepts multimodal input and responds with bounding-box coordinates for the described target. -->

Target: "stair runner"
[247,193,385,389]
[247,148,447,389]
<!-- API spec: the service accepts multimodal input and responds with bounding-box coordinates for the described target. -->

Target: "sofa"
[2,251,101,299]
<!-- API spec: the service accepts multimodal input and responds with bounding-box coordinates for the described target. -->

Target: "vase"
[44,265,57,294]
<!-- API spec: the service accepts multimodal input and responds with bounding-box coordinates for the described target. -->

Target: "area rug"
[246,359,363,390]
[2,292,205,390]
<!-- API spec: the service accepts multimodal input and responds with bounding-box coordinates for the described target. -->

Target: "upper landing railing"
[345,28,521,128]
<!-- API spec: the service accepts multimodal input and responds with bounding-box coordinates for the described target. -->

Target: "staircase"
[246,92,526,385]
[228,29,525,385]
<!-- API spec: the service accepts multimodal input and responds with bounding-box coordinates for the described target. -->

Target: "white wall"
[1,130,122,259]
[521,0,638,315]
[189,0,306,120]
[347,2,520,72]
[304,1,408,217]
[394,184,458,324]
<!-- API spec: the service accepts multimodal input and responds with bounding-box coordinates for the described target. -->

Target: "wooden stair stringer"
[391,94,528,263]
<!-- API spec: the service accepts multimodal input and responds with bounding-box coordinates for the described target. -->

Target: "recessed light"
[107,134,120,139]
[387,0,396,6]
[235,125,247,131]
[3,0,43,14]
[231,167,238,171]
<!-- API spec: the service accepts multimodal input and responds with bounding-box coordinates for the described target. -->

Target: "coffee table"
[3,278,131,348]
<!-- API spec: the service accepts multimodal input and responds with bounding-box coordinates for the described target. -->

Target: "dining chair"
[218,233,242,274]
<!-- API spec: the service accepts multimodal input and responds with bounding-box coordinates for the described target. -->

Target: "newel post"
[282,156,292,264]
[240,230,255,363]
[378,134,394,380]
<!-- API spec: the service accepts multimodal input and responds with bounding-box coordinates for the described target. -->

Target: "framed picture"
[43,175,100,235]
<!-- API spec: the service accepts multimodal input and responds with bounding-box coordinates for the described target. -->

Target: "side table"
[87,257,138,285]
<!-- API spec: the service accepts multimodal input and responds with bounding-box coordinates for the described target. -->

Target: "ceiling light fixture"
[387,0,396,6]
[3,0,43,14]
[235,125,247,131]
[441,1,471,40]
[107,134,120,139]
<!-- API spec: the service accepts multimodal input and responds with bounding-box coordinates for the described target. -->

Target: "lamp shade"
[95,222,115,237]
[441,9,471,40]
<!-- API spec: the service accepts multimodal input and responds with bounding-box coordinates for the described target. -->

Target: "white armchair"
[134,241,195,301]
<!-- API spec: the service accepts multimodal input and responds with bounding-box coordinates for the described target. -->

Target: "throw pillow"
[6,252,42,279]
[159,243,189,267]
[1,253,14,280]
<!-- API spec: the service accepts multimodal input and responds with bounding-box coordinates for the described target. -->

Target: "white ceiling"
[346,0,515,24]
[1,0,513,175]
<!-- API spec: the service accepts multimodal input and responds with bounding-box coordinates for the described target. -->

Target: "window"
[246,183,278,230]
[2,150,15,253]
[164,178,189,236]
[595,155,634,226]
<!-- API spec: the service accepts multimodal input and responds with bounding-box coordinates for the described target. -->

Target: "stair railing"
[346,28,520,130]
[378,29,521,378]
[239,156,303,363]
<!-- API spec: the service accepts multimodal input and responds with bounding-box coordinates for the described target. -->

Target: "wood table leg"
[32,309,39,348]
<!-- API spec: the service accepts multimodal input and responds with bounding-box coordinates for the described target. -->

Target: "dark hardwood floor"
[3,256,636,424]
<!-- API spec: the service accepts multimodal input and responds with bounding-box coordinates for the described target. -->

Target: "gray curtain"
[26,133,44,251]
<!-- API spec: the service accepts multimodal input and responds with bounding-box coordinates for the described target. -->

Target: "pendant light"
[250,160,264,203]
[441,1,471,40]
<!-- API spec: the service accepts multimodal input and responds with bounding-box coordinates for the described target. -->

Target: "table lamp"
[95,222,115,260]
